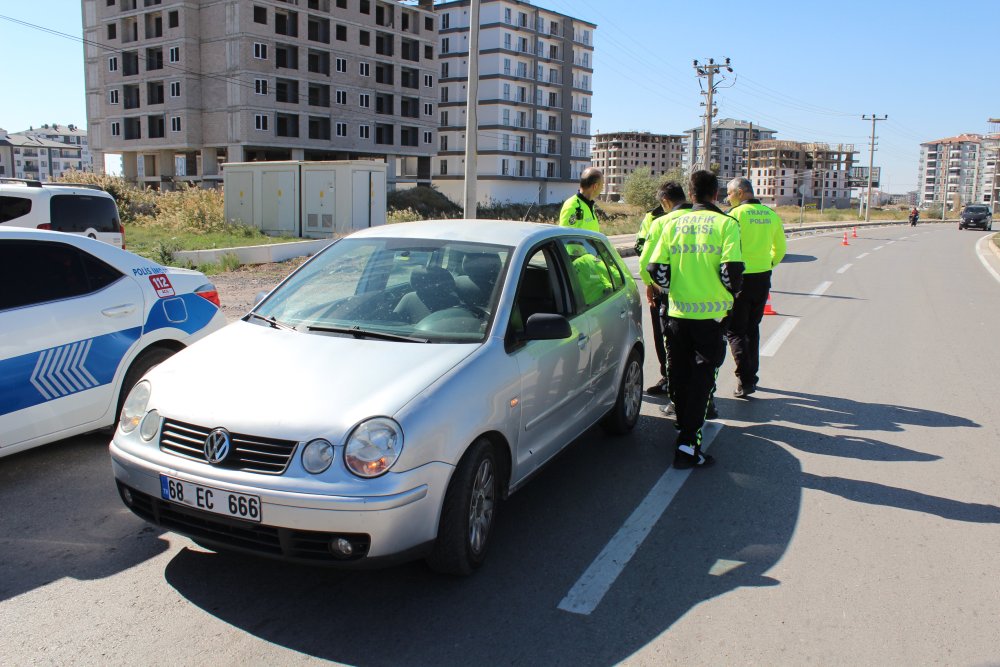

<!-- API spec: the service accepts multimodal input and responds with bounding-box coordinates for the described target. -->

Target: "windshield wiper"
[244,312,297,331]
[306,324,429,343]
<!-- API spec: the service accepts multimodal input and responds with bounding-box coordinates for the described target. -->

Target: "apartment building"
[0,128,85,181]
[433,0,595,205]
[590,131,684,202]
[82,0,439,188]
[19,124,94,173]
[745,140,858,209]
[916,134,996,207]
[684,118,776,182]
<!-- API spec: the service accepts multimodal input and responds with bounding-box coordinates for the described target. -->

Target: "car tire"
[115,347,176,427]
[427,438,498,576]
[601,347,643,435]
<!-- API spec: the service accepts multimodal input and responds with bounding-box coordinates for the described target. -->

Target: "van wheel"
[115,347,175,426]
[427,438,497,575]
[601,348,643,435]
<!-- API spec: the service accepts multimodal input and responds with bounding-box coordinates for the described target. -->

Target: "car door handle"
[102,304,137,318]
[577,333,588,349]
[619,309,628,319]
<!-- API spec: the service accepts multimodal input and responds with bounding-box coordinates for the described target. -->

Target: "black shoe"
[646,379,669,395]
[733,383,755,399]
[673,444,715,469]
[705,398,719,420]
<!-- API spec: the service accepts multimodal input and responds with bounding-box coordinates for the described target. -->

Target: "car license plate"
[160,475,262,523]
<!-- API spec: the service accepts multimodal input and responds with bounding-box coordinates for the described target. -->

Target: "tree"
[622,167,659,211]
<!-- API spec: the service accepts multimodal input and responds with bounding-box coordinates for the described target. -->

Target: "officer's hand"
[645,284,658,306]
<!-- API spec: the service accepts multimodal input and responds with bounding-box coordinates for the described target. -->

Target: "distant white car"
[0,179,125,248]
[0,227,226,457]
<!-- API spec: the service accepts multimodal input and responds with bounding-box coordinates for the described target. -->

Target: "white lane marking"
[856,252,869,259]
[557,422,723,616]
[836,264,852,274]
[975,235,1000,285]
[886,240,896,245]
[810,281,832,297]
[760,317,799,357]
[873,245,884,251]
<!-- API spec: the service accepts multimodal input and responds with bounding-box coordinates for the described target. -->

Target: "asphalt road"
[2,224,999,665]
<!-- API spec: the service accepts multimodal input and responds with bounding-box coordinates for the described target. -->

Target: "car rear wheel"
[601,347,643,435]
[115,347,175,426]
[427,438,498,575]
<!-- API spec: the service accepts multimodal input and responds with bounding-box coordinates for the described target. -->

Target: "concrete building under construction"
[745,140,858,209]
[590,131,685,202]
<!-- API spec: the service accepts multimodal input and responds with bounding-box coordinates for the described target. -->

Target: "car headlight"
[302,439,335,474]
[139,409,160,441]
[119,381,150,433]
[344,418,403,478]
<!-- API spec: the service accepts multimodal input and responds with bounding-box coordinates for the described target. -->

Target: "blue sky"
[2,0,998,191]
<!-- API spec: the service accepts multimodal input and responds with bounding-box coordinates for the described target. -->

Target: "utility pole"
[693,58,733,172]
[462,0,481,218]
[861,114,887,222]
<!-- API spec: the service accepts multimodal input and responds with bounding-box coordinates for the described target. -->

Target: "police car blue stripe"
[0,327,142,417]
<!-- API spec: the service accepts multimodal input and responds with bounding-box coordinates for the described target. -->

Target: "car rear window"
[965,206,988,213]
[0,196,32,223]
[50,194,121,233]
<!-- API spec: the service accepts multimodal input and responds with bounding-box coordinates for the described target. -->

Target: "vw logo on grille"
[204,428,231,464]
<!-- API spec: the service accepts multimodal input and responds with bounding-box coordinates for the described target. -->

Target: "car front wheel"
[427,438,498,575]
[601,347,643,435]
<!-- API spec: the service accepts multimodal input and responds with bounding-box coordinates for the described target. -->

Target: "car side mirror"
[520,313,572,341]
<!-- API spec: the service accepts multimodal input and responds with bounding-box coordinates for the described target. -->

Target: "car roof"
[0,226,152,268]
[346,219,606,248]
[0,182,115,199]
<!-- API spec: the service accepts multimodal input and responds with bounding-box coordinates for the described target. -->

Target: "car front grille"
[117,482,370,562]
[160,419,299,475]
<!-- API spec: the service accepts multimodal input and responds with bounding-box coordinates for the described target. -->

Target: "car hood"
[147,321,478,442]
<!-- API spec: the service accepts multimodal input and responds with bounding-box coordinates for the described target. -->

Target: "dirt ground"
[210,257,307,322]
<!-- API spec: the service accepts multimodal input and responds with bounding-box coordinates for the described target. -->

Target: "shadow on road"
[781,253,818,263]
[0,433,170,602]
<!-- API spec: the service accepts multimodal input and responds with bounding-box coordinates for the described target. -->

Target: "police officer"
[637,181,691,394]
[559,167,604,232]
[646,170,743,468]
[724,177,786,398]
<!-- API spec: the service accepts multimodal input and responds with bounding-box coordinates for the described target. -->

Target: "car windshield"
[965,206,988,214]
[254,237,512,343]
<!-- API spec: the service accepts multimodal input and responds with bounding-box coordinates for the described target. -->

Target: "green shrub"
[219,252,241,272]
[387,208,424,223]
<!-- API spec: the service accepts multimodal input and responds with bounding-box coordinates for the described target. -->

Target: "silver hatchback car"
[111,220,644,574]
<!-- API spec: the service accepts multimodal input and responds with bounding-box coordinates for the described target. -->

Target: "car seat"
[393,266,461,323]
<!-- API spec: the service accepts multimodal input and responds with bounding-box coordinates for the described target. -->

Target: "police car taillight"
[194,283,221,307]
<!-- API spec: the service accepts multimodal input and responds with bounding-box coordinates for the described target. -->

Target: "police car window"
[594,240,625,290]
[559,238,614,310]
[0,196,32,223]
[81,252,124,291]
[50,194,120,233]
[0,241,98,310]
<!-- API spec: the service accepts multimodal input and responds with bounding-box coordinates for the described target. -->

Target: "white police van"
[0,178,125,248]
[0,227,226,457]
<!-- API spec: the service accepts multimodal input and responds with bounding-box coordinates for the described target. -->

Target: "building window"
[170,116,181,132]
[359,93,370,108]
[169,47,180,63]
[111,121,121,136]
[359,124,370,139]
[423,130,431,144]
[109,57,119,72]
[336,0,346,7]
[108,89,119,104]
[254,43,267,60]
[255,78,268,95]
[423,103,432,115]
[336,58,347,72]
[440,13,450,29]
[440,111,448,126]
[336,122,347,137]
[440,135,448,151]
[359,62,369,76]
[440,160,447,175]
[360,0,370,13]
[168,10,179,28]
[253,6,267,24]
[441,38,449,53]
[336,24,347,41]
[107,23,117,39]
[360,30,370,46]
[336,89,346,104]
[255,113,269,131]
[424,74,432,87]
[169,81,180,97]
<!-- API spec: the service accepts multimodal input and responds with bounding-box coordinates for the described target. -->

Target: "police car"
[0,227,226,457]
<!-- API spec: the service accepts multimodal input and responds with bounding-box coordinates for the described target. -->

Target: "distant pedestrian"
[909,207,919,226]
[559,168,604,233]
[724,177,786,398]
[637,181,691,394]
[646,170,743,468]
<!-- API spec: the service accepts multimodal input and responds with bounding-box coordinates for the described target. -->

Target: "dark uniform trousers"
[649,293,668,377]
[725,270,771,387]
[666,317,726,447]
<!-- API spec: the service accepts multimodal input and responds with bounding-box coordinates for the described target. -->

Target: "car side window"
[0,196,32,223]
[559,238,615,311]
[507,244,567,341]
[0,240,123,311]
[594,240,625,290]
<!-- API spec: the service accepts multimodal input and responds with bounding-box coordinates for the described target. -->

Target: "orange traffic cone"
[852,227,858,238]
[763,293,777,316]
[841,231,850,246]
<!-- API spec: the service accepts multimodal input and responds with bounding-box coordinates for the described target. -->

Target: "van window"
[50,194,121,233]
[0,196,32,223]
